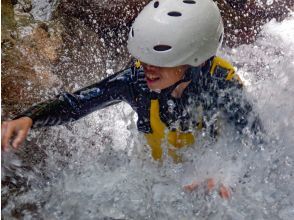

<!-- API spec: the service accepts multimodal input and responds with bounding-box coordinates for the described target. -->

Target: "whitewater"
[2,13,294,220]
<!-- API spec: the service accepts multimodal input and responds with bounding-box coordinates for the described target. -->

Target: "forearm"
[14,93,88,128]
[14,67,134,128]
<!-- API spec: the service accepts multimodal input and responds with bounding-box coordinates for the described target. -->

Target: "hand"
[183,178,231,199]
[1,117,33,152]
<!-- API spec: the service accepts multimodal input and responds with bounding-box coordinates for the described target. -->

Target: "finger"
[219,184,231,199]
[12,129,29,149]
[2,123,14,151]
[183,180,199,192]
[206,178,216,192]
[1,122,8,139]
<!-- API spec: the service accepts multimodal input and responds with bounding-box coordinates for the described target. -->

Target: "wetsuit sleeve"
[200,57,263,136]
[216,78,263,136]
[14,67,136,128]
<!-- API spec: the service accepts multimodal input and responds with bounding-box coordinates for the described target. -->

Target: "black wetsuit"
[16,57,259,137]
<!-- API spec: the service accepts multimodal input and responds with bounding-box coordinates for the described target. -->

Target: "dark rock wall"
[219,0,293,46]
[2,0,64,118]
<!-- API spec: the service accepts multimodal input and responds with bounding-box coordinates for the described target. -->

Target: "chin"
[147,84,162,91]
[147,85,157,90]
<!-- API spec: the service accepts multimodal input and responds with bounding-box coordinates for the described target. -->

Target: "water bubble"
[266,0,274,6]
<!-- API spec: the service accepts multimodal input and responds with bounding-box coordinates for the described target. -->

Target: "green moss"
[1,0,16,32]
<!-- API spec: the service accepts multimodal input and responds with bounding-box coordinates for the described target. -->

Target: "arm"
[2,67,136,150]
[219,80,263,135]
[204,57,264,137]
[15,67,135,128]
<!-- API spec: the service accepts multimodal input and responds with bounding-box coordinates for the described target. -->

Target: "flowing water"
[2,11,294,220]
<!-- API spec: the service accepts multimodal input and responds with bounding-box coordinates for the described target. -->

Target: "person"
[1,0,262,198]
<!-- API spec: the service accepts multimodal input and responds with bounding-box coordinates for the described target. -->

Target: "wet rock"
[53,0,147,89]
[53,16,113,92]
[55,0,147,43]
[14,0,32,14]
[1,0,17,43]
[1,17,64,118]
[217,0,293,47]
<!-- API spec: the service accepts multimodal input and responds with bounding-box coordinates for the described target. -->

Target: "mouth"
[145,73,160,84]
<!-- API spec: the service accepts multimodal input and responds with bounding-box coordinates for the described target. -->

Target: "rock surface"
[2,0,63,118]
[219,0,293,46]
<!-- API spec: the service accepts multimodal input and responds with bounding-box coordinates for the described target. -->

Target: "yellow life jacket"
[144,56,240,162]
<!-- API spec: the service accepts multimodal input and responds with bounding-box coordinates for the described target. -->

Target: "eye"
[183,0,196,4]
[167,11,182,17]
[153,45,172,52]
[154,1,159,8]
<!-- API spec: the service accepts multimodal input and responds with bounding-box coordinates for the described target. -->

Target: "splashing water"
[2,13,294,220]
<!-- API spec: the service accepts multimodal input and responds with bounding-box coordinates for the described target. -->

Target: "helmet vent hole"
[167,11,182,17]
[131,28,134,37]
[219,33,223,42]
[154,1,159,8]
[153,45,172,52]
[183,0,196,4]
[194,58,198,63]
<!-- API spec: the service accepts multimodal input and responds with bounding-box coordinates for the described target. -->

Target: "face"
[141,62,188,90]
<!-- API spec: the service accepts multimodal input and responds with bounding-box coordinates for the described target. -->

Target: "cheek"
[165,72,182,82]
[161,71,176,81]
[160,74,173,86]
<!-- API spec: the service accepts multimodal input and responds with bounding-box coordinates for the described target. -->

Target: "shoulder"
[124,60,145,81]
[114,61,149,92]
[209,56,243,86]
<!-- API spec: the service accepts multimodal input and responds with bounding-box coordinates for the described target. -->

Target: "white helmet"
[127,0,224,67]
